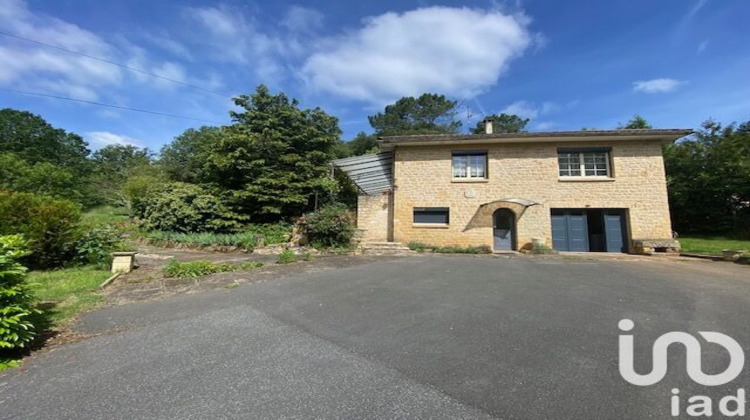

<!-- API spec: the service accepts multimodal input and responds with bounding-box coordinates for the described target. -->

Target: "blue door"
[551,214,568,251]
[604,212,626,253]
[567,213,589,252]
[493,209,515,250]
[550,210,589,252]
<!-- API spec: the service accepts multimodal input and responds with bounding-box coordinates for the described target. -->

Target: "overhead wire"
[0,30,233,99]
[0,87,227,124]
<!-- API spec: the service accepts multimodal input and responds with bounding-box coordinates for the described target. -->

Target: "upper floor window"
[452,151,487,179]
[558,148,611,178]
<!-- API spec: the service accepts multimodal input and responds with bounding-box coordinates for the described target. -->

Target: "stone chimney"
[483,118,493,134]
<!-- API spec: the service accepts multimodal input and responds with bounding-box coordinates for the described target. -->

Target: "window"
[558,148,611,178]
[413,207,449,225]
[452,152,487,179]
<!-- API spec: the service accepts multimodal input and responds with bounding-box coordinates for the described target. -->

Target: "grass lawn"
[27,266,112,326]
[679,236,750,256]
[81,205,130,227]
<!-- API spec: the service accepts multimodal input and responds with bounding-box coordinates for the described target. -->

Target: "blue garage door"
[604,212,626,253]
[551,211,589,252]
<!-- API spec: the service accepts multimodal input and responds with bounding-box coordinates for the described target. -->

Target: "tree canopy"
[618,115,652,129]
[368,93,461,136]
[472,113,529,134]
[0,108,90,171]
[159,126,221,184]
[201,85,341,220]
[664,119,750,236]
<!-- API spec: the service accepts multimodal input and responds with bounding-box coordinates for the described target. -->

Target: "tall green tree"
[0,154,82,202]
[90,145,157,207]
[664,119,750,236]
[0,108,90,171]
[348,131,380,155]
[159,126,222,183]
[203,85,341,220]
[368,93,461,136]
[618,115,652,129]
[472,113,529,134]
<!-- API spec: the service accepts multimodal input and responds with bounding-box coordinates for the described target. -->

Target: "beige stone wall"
[391,140,673,250]
[357,193,392,242]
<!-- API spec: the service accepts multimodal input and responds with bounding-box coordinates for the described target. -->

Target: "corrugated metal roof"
[332,152,393,195]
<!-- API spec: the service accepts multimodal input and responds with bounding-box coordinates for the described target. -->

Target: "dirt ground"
[104,245,399,305]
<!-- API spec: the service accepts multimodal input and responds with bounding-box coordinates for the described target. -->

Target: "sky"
[0,0,748,151]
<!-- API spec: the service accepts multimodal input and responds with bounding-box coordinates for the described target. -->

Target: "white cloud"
[301,7,535,104]
[184,6,240,37]
[0,0,122,99]
[0,0,208,101]
[282,6,324,33]
[500,100,557,119]
[632,78,683,94]
[85,131,144,148]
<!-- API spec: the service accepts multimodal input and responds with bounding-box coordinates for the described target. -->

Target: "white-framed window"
[558,149,611,178]
[452,152,487,179]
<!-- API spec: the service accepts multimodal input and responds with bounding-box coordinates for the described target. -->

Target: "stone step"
[362,241,407,248]
[359,242,414,255]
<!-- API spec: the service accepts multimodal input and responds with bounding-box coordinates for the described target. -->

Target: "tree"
[664,119,750,236]
[618,115,652,129]
[0,153,83,202]
[472,113,529,134]
[368,93,461,136]
[203,85,341,220]
[159,126,222,183]
[0,108,90,172]
[348,131,380,156]
[90,145,157,207]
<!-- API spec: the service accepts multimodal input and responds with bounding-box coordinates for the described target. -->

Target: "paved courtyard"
[1,255,748,419]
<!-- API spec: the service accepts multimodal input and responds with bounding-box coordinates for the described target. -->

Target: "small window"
[452,152,487,179]
[413,207,449,225]
[558,148,611,178]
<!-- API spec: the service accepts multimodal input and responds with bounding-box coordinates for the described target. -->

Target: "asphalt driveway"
[2,255,749,419]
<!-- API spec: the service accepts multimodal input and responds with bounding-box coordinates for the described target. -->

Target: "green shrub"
[530,242,557,255]
[406,242,492,254]
[0,235,40,350]
[145,223,291,250]
[73,225,130,268]
[407,242,430,252]
[433,245,492,254]
[244,223,292,245]
[140,183,247,233]
[303,204,355,248]
[163,259,264,278]
[277,249,297,264]
[0,192,81,268]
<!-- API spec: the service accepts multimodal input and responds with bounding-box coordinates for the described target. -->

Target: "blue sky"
[1,0,748,151]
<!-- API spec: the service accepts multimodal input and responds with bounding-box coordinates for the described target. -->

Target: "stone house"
[333,123,691,253]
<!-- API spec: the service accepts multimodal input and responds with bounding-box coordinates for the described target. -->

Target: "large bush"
[0,192,81,268]
[0,235,40,350]
[73,225,129,268]
[303,204,355,248]
[140,183,246,233]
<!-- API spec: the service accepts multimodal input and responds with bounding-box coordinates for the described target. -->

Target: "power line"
[0,87,227,124]
[0,30,233,99]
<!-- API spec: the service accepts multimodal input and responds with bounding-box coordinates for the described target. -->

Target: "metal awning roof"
[332,152,394,195]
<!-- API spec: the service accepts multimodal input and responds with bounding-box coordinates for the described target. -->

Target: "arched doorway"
[493,208,516,251]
